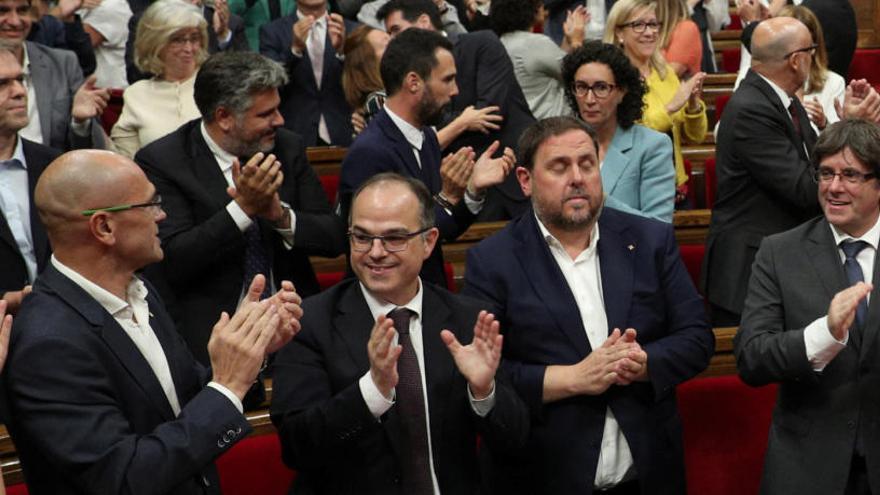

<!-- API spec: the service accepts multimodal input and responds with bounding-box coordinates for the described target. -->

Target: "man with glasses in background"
[271,172,528,494]
[735,119,880,495]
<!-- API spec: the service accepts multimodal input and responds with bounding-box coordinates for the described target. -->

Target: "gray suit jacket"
[734,216,880,494]
[26,41,106,152]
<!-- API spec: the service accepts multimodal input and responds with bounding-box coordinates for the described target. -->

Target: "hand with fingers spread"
[208,299,280,400]
[227,152,285,221]
[72,75,110,122]
[835,80,880,123]
[827,282,873,341]
[367,315,402,400]
[468,140,515,197]
[291,15,316,53]
[242,275,303,353]
[441,310,502,399]
[562,5,588,51]
[440,147,475,204]
[455,105,503,135]
[0,300,13,372]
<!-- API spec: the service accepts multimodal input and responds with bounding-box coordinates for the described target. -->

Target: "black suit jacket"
[340,108,476,288]
[464,208,714,494]
[0,139,60,295]
[270,278,529,494]
[135,119,345,364]
[445,31,535,220]
[702,69,821,318]
[735,217,880,494]
[4,264,251,494]
[260,13,356,146]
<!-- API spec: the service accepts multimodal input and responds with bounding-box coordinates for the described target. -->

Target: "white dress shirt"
[0,135,37,283]
[535,215,635,489]
[356,279,496,495]
[50,256,243,414]
[804,216,880,371]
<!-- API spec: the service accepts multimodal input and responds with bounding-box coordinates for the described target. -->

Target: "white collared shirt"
[49,256,243,414]
[356,279,495,495]
[804,216,880,371]
[0,135,37,283]
[535,215,635,489]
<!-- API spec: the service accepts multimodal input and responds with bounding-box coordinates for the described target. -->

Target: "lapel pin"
[149,312,154,318]
[627,244,635,251]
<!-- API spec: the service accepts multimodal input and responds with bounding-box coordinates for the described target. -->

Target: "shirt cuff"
[207,381,244,413]
[804,315,848,372]
[464,189,485,215]
[217,29,232,48]
[358,371,394,419]
[290,46,304,58]
[226,200,254,232]
[70,117,90,137]
[468,380,496,417]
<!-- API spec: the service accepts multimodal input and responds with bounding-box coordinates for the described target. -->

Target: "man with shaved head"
[2,149,302,494]
[703,16,822,326]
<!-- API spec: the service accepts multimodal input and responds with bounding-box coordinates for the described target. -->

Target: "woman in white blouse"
[111,0,206,158]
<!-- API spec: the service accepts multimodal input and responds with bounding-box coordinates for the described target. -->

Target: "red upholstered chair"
[318,174,340,206]
[703,157,717,208]
[444,261,456,292]
[317,271,345,290]
[100,88,125,135]
[217,433,296,495]
[677,375,778,495]
[721,49,741,74]
[714,94,731,125]
[727,13,742,30]
[847,48,880,89]
[7,483,29,495]
[678,244,705,291]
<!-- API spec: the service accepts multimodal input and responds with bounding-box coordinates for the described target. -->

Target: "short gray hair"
[134,0,208,76]
[194,51,289,121]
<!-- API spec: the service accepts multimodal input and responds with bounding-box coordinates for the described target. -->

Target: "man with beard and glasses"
[339,27,514,290]
[463,116,714,494]
[135,51,345,393]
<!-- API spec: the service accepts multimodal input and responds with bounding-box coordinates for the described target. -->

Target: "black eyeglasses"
[348,227,432,252]
[619,20,662,33]
[572,81,616,99]
[814,167,876,184]
[783,43,818,60]
[81,194,164,216]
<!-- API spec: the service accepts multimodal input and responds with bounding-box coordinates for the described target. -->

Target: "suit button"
[202,476,211,487]
[227,429,237,439]
[848,421,856,429]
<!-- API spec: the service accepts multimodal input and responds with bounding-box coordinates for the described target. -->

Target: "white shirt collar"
[830,215,880,251]
[2,135,27,168]
[756,72,794,110]
[199,120,237,174]
[359,278,424,322]
[50,255,148,317]
[535,213,600,260]
[384,106,424,152]
[21,44,30,76]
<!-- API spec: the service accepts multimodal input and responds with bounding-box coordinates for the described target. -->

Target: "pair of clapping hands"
[440,140,516,204]
[228,153,289,226]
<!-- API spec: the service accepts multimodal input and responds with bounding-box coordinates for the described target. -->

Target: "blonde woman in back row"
[111,0,207,158]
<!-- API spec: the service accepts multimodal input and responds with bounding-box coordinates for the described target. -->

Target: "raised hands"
[242,275,303,354]
[562,5,589,51]
[227,152,285,222]
[291,16,315,53]
[71,75,110,123]
[213,0,231,40]
[328,13,346,53]
[835,79,880,123]
[801,97,827,130]
[441,311,502,399]
[457,105,503,135]
[367,315,402,400]
[468,140,516,197]
[440,146,476,203]
[828,282,873,341]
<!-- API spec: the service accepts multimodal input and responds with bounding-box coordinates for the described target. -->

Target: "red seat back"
[100,88,125,135]
[704,157,717,208]
[721,49,741,74]
[677,375,778,495]
[678,244,705,291]
[7,483,29,495]
[319,174,340,206]
[714,94,731,124]
[217,433,296,495]
[847,48,880,88]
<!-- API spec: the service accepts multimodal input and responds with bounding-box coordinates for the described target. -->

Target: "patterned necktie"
[387,307,433,494]
[841,240,870,329]
[243,223,271,299]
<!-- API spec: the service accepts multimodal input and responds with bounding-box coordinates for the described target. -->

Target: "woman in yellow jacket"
[604,0,707,205]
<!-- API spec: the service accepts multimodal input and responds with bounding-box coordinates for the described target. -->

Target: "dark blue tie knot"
[841,240,870,261]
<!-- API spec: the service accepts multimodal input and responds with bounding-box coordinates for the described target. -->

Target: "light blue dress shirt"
[0,135,37,283]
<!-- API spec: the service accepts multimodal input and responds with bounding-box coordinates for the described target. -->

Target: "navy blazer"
[4,264,251,494]
[339,108,476,288]
[260,13,356,146]
[271,278,529,494]
[0,138,60,294]
[463,207,714,494]
[135,119,345,364]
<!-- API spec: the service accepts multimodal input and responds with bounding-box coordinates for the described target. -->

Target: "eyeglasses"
[814,167,876,184]
[168,34,202,47]
[619,20,662,33]
[348,227,432,252]
[81,194,164,216]
[572,81,616,99]
[783,43,818,60]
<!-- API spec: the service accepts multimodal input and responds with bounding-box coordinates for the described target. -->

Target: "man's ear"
[516,166,532,197]
[416,13,432,29]
[214,106,235,132]
[405,72,422,94]
[88,213,116,247]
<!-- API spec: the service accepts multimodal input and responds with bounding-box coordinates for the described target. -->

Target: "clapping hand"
[441,311,502,399]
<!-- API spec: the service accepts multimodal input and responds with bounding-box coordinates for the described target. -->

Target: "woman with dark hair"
[490,0,586,119]
[562,41,676,222]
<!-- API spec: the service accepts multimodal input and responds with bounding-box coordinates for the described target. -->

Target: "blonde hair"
[134,0,209,77]
[603,0,668,80]
[777,4,828,94]
[655,0,689,51]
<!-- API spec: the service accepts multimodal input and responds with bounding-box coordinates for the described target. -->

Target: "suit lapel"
[378,111,424,181]
[860,245,880,361]
[420,286,455,458]
[513,213,591,355]
[601,126,633,195]
[804,219,847,308]
[41,265,178,421]
[23,142,50,269]
[187,123,234,210]
[25,44,54,144]
[746,70,811,162]
[597,211,634,333]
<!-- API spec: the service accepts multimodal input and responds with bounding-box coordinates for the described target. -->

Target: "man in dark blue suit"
[3,149,302,494]
[259,0,356,146]
[463,117,714,494]
[340,28,514,289]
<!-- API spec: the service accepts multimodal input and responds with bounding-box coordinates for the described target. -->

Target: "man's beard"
[416,91,449,127]
[534,189,604,232]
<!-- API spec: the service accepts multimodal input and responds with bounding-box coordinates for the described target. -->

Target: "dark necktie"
[788,101,802,138]
[243,223,271,299]
[387,307,433,494]
[841,240,870,329]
